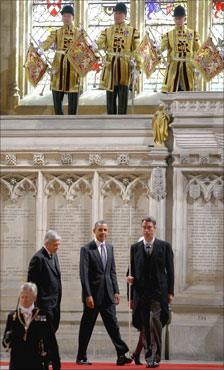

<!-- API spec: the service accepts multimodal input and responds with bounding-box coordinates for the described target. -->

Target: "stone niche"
[0,175,37,309]
[101,173,151,308]
[187,199,223,287]
[0,101,223,361]
[178,172,224,293]
[45,174,93,313]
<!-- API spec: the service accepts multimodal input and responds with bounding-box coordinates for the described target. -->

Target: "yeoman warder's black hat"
[61,5,74,16]
[114,2,127,15]
[173,5,186,17]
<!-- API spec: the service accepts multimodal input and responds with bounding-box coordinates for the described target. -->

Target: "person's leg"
[52,306,60,333]
[106,86,118,114]
[134,331,144,356]
[52,90,64,115]
[67,92,79,114]
[140,305,152,362]
[117,85,129,114]
[151,300,162,363]
[45,309,58,332]
[132,330,144,364]
[76,305,99,361]
[160,284,169,328]
[100,303,129,356]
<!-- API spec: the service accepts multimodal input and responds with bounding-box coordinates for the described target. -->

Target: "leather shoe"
[131,353,142,365]
[146,360,159,368]
[116,354,133,365]
[76,359,92,365]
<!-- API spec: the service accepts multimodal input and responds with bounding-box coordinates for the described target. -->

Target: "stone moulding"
[184,174,224,202]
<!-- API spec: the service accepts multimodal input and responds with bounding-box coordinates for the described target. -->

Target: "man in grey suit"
[76,220,132,366]
[28,230,62,332]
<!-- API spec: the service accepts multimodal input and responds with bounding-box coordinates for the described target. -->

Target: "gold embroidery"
[17,308,40,342]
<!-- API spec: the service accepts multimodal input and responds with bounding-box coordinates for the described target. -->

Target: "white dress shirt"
[94,238,107,259]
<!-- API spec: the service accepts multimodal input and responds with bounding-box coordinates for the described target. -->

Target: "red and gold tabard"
[96,22,141,91]
[161,26,200,92]
[42,24,80,92]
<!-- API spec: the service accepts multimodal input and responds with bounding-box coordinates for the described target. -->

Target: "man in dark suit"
[28,230,62,332]
[76,220,132,366]
[2,282,61,370]
[128,217,174,368]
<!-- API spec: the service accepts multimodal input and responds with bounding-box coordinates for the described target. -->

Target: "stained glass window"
[85,0,130,91]
[31,0,74,94]
[144,0,187,92]
[208,0,224,91]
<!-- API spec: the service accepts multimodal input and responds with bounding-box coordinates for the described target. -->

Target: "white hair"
[20,282,37,297]
[44,229,61,243]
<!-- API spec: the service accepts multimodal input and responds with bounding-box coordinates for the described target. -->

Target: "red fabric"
[58,362,223,370]
[1,361,224,370]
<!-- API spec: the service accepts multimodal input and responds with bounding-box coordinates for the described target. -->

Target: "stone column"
[187,0,209,91]
[36,171,45,250]
[8,0,20,111]
[92,171,100,224]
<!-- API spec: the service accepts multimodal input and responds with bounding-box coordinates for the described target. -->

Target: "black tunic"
[2,308,61,370]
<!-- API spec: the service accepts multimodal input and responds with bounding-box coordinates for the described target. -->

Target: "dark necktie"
[50,254,55,268]
[100,244,107,270]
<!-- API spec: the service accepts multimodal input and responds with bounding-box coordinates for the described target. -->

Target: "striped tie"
[100,244,107,270]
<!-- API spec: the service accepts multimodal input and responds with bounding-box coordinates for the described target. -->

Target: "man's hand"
[128,300,134,310]
[168,294,174,304]
[114,293,120,305]
[86,296,94,309]
[127,275,134,285]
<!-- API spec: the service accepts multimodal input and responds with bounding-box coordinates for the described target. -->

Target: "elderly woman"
[2,282,61,370]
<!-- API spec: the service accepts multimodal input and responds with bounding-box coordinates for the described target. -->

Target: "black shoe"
[146,360,159,368]
[116,354,133,365]
[76,359,92,365]
[131,353,142,365]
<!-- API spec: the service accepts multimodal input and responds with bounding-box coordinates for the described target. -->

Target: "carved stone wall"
[161,92,224,361]
[0,115,168,360]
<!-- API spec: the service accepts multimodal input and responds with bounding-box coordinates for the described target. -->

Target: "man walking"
[76,220,132,366]
[28,230,62,332]
[128,217,174,368]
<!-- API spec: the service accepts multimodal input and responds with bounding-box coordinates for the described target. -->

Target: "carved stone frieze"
[149,167,166,201]
[185,175,224,202]
[44,174,92,201]
[33,153,45,167]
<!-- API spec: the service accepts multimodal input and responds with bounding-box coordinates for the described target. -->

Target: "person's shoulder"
[131,240,143,249]
[30,248,47,265]
[126,23,134,29]
[32,247,45,258]
[49,27,59,34]
[104,24,114,32]
[167,28,175,35]
[82,240,95,250]
[155,238,172,248]
[7,310,17,319]
[185,27,194,33]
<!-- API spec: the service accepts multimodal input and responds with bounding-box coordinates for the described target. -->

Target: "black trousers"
[106,85,129,115]
[52,90,79,115]
[77,297,128,360]
[47,305,60,332]
[140,297,162,363]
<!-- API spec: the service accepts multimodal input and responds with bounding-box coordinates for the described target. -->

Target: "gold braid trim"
[17,308,40,341]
